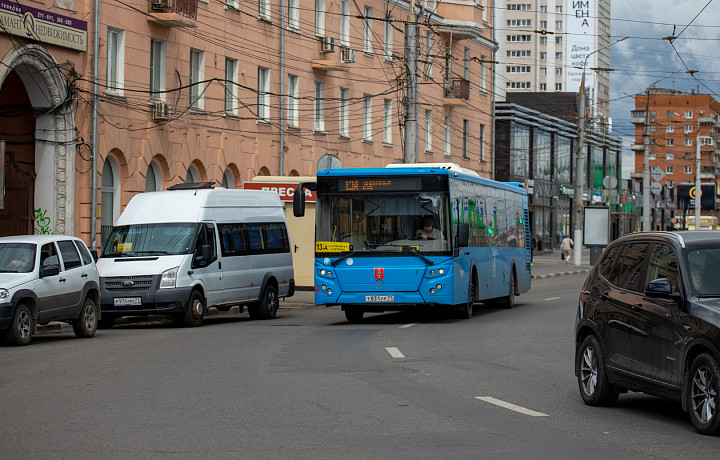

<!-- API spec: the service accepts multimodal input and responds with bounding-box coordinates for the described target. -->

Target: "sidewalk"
[530,247,593,280]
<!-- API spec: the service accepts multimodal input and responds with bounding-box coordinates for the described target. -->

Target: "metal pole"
[642,89,651,231]
[573,79,585,266]
[403,2,418,163]
[91,0,100,250]
[695,127,701,229]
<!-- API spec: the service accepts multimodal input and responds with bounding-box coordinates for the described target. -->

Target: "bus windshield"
[101,223,198,257]
[316,192,450,254]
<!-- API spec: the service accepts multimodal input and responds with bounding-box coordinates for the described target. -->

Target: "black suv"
[575,231,720,435]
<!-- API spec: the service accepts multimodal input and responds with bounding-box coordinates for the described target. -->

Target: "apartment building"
[497,0,612,119]
[630,89,720,228]
[0,0,496,246]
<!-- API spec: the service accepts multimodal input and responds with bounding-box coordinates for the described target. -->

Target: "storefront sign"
[243,182,317,202]
[0,0,87,51]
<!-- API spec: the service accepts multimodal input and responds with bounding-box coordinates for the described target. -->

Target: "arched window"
[145,161,162,191]
[221,168,235,189]
[101,157,121,242]
[186,165,200,183]
[317,154,342,170]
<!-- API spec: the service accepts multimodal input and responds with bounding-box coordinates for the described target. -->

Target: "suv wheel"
[577,335,618,406]
[4,303,32,346]
[688,353,720,435]
[72,297,98,338]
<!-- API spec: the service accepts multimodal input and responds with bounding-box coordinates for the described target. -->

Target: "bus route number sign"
[316,241,350,252]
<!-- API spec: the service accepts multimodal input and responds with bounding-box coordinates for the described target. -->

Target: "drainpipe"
[490,2,496,180]
[279,0,285,175]
[90,0,99,249]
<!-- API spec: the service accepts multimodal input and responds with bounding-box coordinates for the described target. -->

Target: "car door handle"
[59,278,66,283]
[81,273,88,278]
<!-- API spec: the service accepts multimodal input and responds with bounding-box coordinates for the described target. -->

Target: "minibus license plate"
[114,297,141,306]
[365,295,394,302]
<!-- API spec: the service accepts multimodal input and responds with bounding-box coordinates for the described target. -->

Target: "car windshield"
[315,192,450,255]
[686,248,720,296]
[101,223,198,257]
[0,243,36,273]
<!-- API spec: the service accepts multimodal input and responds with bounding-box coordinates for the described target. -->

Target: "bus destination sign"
[337,177,421,192]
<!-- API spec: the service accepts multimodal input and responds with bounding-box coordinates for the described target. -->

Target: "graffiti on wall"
[34,208,52,234]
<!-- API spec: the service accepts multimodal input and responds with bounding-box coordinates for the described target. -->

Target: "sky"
[608,0,720,178]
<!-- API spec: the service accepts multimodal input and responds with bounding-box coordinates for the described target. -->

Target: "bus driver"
[416,215,443,240]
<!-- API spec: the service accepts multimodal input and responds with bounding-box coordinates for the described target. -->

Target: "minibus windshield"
[101,223,198,257]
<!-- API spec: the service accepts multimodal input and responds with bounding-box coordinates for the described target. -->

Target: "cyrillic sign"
[0,0,87,51]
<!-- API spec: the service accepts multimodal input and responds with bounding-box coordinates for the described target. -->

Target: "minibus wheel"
[182,290,205,327]
[257,285,278,320]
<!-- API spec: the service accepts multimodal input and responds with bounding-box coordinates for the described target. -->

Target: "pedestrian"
[530,233,536,263]
[561,235,574,263]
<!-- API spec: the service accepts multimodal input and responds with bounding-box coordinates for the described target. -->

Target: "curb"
[532,268,591,279]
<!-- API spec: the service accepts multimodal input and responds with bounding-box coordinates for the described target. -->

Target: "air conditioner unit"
[340,47,356,63]
[151,0,172,10]
[152,101,172,121]
[320,36,335,53]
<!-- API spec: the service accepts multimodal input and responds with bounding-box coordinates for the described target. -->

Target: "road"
[1,274,719,459]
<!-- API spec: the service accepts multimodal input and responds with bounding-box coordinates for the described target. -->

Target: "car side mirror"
[40,265,60,278]
[645,278,674,298]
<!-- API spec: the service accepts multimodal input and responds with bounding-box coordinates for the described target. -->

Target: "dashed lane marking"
[475,397,548,417]
[399,323,418,329]
[544,296,562,301]
[385,347,405,358]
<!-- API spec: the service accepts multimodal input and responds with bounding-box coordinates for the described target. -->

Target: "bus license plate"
[114,297,141,306]
[365,295,394,302]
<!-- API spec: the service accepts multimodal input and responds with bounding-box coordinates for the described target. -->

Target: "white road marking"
[399,323,418,329]
[475,397,548,417]
[544,296,562,301]
[386,347,405,358]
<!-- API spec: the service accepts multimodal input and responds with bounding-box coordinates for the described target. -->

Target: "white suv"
[0,235,101,346]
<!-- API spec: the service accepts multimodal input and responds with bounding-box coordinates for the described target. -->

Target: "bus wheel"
[501,273,515,309]
[345,307,364,323]
[460,278,476,319]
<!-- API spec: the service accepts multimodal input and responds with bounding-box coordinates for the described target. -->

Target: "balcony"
[435,1,485,39]
[630,110,647,124]
[148,0,197,27]
[630,143,644,151]
[446,78,470,100]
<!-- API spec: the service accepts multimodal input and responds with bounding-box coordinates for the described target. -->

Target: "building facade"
[496,0,612,120]
[630,89,720,230]
[494,100,623,250]
[0,0,497,247]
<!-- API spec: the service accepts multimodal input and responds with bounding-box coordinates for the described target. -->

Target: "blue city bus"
[293,164,531,322]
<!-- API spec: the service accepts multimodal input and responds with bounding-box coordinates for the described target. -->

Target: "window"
[150,39,166,99]
[314,81,325,132]
[221,169,234,189]
[259,0,270,20]
[479,54,486,92]
[57,240,82,270]
[685,110,693,118]
[363,6,373,53]
[701,137,715,146]
[507,19,532,26]
[384,16,393,61]
[257,67,270,122]
[666,166,674,174]
[288,0,299,29]
[648,125,656,133]
[287,74,298,127]
[383,99,392,144]
[463,47,470,80]
[617,243,650,292]
[186,165,200,183]
[315,0,325,36]
[507,66,531,73]
[646,244,679,293]
[40,243,60,272]
[101,157,121,229]
[555,21,562,29]
[666,152,674,160]
[556,5,562,12]
[444,115,451,156]
[685,138,693,146]
[507,81,531,89]
[555,52,562,60]
[667,125,674,133]
[363,94,372,140]
[555,36,562,44]
[226,0,238,9]
[555,83,562,91]
[424,31,433,78]
[339,87,349,136]
[340,0,350,46]
[225,58,238,115]
[540,67,546,75]
[74,240,94,265]
[106,28,124,95]
[507,35,531,42]
[540,52,546,60]
[424,109,432,151]
[462,119,469,158]
[685,166,692,174]
[540,37,547,45]
[668,110,674,119]
[539,5,547,12]
[539,83,547,91]
[666,138,674,146]
[685,124,693,133]
[145,161,162,191]
[190,49,204,109]
[479,124,485,161]
[555,67,562,75]
[507,50,531,57]
[666,180,674,187]
[540,20,547,28]
[649,153,656,160]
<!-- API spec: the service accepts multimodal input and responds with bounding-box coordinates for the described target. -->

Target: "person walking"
[561,235,574,263]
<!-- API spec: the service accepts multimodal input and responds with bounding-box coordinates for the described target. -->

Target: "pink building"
[0,0,496,247]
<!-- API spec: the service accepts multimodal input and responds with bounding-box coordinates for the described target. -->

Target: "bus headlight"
[327,288,333,295]
[430,288,436,294]
[320,269,333,277]
[436,284,442,290]
[160,267,179,289]
[321,284,327,291]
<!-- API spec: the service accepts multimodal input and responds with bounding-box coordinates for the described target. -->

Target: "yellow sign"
[117,242,132,252]
[315,241,350,252]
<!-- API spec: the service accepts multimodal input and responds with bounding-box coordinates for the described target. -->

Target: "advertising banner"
[0,0,87,51]
[565,0,596,94]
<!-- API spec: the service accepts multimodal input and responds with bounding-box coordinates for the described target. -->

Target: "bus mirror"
[456,223,469,247]
[293,185,306,217]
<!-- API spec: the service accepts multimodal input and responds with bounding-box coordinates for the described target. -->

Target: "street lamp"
[573,36,627,265]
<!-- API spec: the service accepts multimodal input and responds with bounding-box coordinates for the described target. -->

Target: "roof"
[0,235,82,244]
[612,231,720,249]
